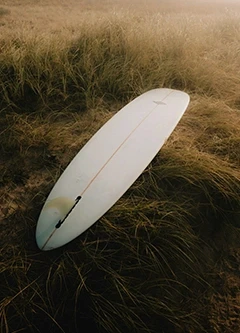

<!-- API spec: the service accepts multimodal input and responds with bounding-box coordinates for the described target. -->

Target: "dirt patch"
[207,248,240,333]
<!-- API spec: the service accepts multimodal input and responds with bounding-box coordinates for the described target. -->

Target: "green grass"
[1,3,240,333]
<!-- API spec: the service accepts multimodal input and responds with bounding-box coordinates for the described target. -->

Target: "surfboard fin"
[55,196,82,229]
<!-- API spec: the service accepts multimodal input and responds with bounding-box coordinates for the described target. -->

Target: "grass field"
[1,1,240,332]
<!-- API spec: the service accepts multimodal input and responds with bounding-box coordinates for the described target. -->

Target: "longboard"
[36,88,190,250]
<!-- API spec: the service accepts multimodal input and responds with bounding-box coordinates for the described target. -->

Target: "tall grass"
[1,3,240,333]
[1,9,240,110]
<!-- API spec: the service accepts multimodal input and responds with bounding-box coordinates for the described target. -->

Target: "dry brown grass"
[0,1,240,333]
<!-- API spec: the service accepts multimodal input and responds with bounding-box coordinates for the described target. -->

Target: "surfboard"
[36,88,190,251]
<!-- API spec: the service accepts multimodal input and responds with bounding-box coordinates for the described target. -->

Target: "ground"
[1,1,240,332]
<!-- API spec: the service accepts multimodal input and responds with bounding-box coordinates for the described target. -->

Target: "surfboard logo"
[153,100,166,105]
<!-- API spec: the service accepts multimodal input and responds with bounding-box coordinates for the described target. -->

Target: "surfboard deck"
[36,88,190,250]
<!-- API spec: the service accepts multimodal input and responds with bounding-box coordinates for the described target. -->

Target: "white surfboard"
[36,88,190,251]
